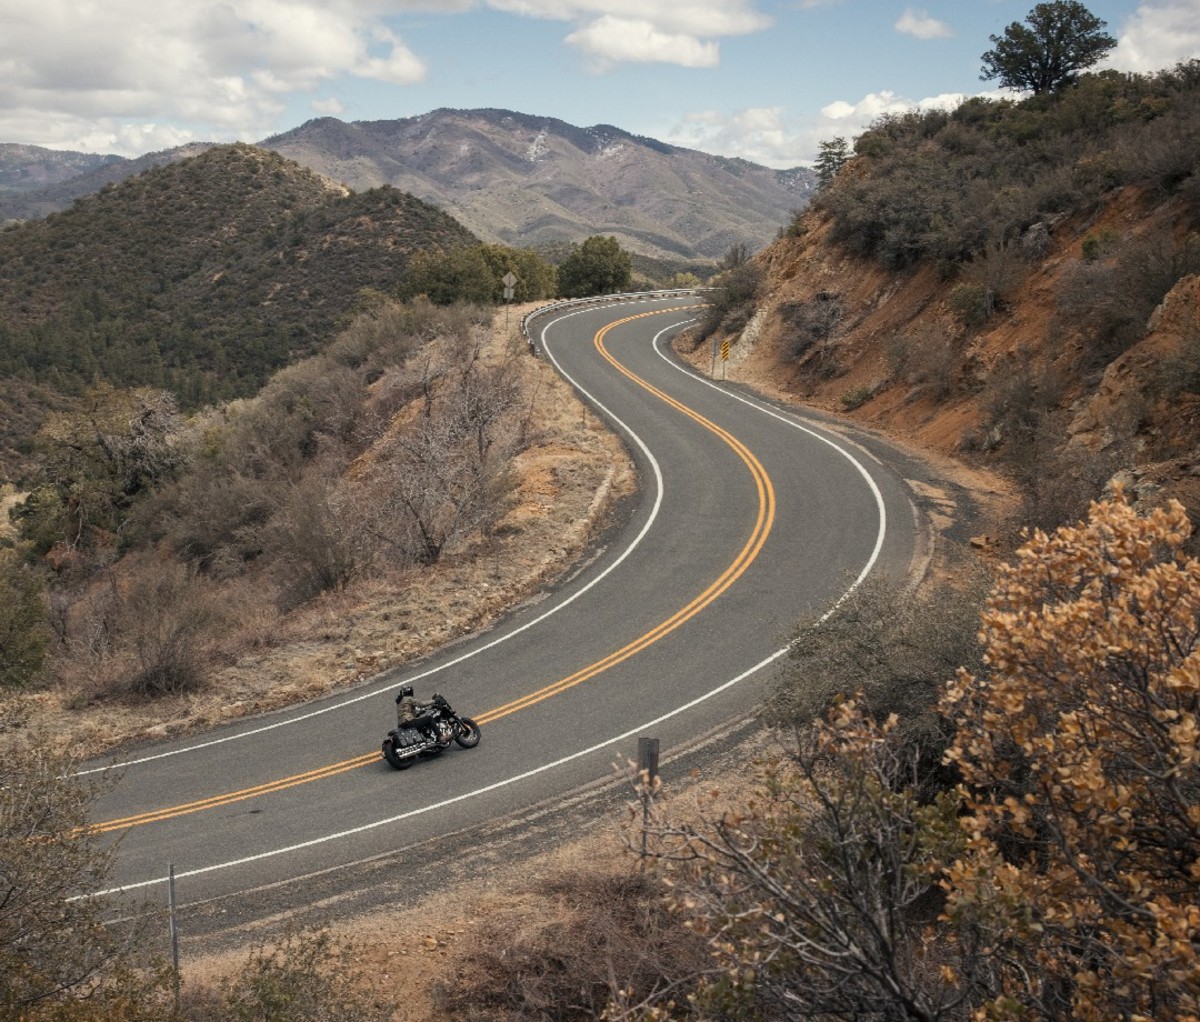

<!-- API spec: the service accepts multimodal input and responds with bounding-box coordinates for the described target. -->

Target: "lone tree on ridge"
[980,1,1116,94]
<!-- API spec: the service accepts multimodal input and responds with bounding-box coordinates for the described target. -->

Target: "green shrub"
[770,565,991,789]
[948,282,991,326]
[697,260,763,342]
[889,322,958,401]
[781,294,842,360]
[1080,226,1120,261]
[839,385,873,410]
[1058,228,1200,366]
[1154,323,1200,400]
[816,65,1200,273]
[0,549,49,689]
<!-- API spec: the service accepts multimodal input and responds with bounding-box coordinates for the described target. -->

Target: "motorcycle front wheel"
[454,717,481,748]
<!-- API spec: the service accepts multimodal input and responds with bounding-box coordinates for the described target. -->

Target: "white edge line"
[652,322,887,605]
[89,305,891,899]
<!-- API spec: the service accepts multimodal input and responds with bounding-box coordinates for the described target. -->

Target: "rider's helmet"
[395,684,414,704]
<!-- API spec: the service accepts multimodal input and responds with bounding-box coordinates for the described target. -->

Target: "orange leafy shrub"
[942,490,1200,1020]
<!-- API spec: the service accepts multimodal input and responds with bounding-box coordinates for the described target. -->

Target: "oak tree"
[557,235,632,298]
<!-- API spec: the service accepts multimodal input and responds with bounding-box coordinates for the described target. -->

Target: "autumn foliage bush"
[941,491,1200,1019]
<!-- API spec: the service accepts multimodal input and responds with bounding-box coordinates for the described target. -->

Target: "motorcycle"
[382,692,480,770]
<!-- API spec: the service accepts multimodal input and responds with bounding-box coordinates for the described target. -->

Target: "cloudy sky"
[3,0,1197,167]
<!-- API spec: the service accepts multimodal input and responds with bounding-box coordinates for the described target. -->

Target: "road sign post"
[168,862,180,1011]
[502,271,518,331]
[637,737,660,870]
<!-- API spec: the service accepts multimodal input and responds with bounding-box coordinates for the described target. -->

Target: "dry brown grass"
[0,483,20,542]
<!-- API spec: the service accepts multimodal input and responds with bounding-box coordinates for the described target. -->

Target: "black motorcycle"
[382,693,480,770]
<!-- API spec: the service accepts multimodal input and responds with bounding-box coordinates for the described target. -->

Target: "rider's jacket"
[396,694,433,728]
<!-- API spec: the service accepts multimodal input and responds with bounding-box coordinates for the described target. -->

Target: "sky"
[2,0,1198,169]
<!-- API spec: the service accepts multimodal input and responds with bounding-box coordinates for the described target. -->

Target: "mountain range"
[0,109,813,262]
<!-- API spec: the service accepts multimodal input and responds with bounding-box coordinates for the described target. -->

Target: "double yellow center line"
[89,309,775,836]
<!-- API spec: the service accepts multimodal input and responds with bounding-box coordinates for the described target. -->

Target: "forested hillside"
[0,144,476,405]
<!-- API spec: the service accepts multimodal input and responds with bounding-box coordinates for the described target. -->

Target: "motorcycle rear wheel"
[383,739,413,770]
[454,717,481,748]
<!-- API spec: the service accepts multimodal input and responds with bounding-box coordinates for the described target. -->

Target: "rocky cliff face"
[703,183,1200,535]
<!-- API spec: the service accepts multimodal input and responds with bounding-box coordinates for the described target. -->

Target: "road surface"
[84,293,922,919]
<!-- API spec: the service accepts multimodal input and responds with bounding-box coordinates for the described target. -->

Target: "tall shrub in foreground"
[942,491,1200,1020]
[0,740,165,1020]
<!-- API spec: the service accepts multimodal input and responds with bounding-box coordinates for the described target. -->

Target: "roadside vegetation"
[770,51,1200,537]
[812,60,1200,274]
[1,298,533,701]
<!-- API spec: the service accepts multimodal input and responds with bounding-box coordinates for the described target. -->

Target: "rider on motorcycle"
[395,685,440,743]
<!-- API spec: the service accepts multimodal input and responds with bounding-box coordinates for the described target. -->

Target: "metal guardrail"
[520,288,716,355]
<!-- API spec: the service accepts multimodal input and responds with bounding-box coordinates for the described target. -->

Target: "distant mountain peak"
[261,108,813,261]
[1,109,814,261]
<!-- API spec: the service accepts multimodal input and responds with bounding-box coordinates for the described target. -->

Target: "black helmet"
[395,685,414,703]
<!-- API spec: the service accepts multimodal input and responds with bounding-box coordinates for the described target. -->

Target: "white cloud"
[666,107,806,168]
[821,89,948,124]
[0,0,776,152]
[312,97,348,116]
[498,0,769,67]
[77,123,202,158]
[566,16,719,66]
[0,0,428,155]
[1109,0,1200,73]
[488,0,768,36]
[894,8,952,41]
[665,87,1001,169]
[821,91,914,127]
[354,27,428,84]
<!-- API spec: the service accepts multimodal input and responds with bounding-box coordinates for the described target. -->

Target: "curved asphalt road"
[84,294,920,910]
